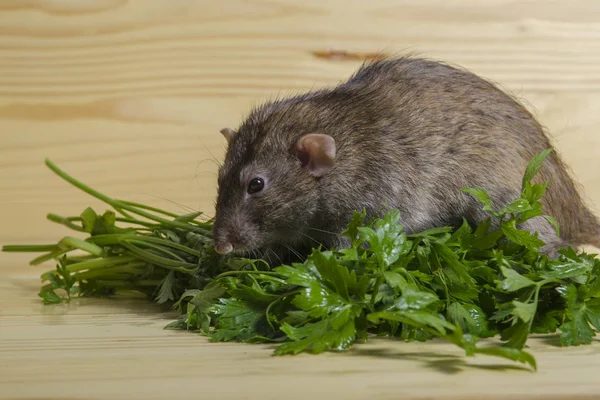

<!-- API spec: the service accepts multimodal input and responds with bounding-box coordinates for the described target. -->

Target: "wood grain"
[1,1,600,399]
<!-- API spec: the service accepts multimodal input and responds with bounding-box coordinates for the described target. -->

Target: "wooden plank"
[1,273,600,400]
[1,1,599,398]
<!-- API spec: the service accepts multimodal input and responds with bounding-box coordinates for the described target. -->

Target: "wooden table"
[1,1,599,399]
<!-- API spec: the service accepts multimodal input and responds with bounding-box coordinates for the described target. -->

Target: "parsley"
[3,151,599,372]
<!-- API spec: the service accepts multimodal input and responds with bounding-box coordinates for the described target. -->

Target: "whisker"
[267,248,281,266]
[196,215,214,223]
[194,172,218,184]
[196,137,223,168]
[142,195,199,214]
[194,158,220,175]
[188,234,202,249]
[194,159,219,190]
[275,241,303,261]
[305,226,342,236]
[294,230,322,246]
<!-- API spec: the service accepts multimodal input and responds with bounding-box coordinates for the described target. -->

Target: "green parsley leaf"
[276,307,359,354]
[210,298,266,342]
[38,290,62,305]
[501,219,546,250]
[357,209,409,268]
[155,270,177,304]
[446,302,490,337]
[496,266,536,292]
[475,347,537,371]
[522,148,553,189]
[557,285,598,346]
[462,188,494,213]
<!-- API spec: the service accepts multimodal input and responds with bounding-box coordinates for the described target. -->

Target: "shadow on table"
[7,275,178,320]
[535,333,600,347]
[347,341,533,375]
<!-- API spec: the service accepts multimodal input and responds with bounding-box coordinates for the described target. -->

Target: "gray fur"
[212,56,600,263]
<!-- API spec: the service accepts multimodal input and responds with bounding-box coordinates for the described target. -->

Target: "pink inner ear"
[294,133,336,177]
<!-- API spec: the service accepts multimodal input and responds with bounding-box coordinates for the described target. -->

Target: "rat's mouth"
[214,242,250,255]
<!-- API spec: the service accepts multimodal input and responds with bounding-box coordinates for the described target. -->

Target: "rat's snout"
[213,221,247,255]
[213,201,260,255]
[213,228,236,255]
[215,241,233,255]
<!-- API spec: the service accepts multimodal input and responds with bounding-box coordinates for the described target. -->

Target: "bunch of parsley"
[3,151,599,371]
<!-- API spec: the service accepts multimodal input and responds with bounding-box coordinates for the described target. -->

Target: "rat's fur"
[212,56,600,263]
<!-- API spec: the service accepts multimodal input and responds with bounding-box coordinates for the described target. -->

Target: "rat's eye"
[247,177,264,194]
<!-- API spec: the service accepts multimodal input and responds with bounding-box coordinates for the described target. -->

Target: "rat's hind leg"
[464,195,565,258]
[519,216,566,258]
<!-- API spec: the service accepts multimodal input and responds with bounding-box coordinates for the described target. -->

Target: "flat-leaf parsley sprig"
[3,151,599,371]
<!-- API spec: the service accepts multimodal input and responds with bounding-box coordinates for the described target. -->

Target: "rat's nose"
[215,242,233,255]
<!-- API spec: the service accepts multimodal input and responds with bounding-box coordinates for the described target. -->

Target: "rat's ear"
[293,133,336,177]
[219,128,236,142]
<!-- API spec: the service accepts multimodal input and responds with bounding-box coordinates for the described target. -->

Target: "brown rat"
[212,56,600,263]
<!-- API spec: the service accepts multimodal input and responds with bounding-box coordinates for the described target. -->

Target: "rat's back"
[308,57,600,254]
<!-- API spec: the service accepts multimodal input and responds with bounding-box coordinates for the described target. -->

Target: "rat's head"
[212,117,336,257]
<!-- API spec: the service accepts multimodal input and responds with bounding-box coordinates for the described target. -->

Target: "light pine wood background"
[1,1,600,399]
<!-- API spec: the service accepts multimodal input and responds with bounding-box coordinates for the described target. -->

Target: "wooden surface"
[1,1,600,399]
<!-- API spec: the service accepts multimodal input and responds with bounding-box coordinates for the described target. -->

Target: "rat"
[211,56,600,264]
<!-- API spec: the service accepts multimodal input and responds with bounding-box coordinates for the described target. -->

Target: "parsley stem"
[58,236,104,257]
[30,248,72,265]
[265,289,302,330]
[47,213,159,229]
[370,275,384,309]
[127,239,187,262]
[520,279,561,347]
[215,270,282,279]
[117,200,180,218]
[40,279,161,293]
[118,203,210,228]
[63,254,97,264]
[88,234,204,257]
[113,206,133,219]
[72,262,149,280]
[119,242,197,272]
[92,280,163,287]
[41,255,138,278]
[1,244,59,252]
[46,213,86,231]
[45,159,118,211]
[44,159,212,236]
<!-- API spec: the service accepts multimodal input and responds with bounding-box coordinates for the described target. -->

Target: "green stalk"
[2,244,60,252]
[48,213,159,230]
[31,248,72,266]
[91,280,163,288]
[41,255,138,280]
[63,254,102,264]
[72,262,149,280]
[126,239,187,262]
[214,270,282,279]
[117,200,180,218]
[129,237,205,257]
[370,275,384,309]
[40,279,162,293]
[113,206,133,219]
[44,159,212,236]
[119,242,197,272]
[58,236,104,257]
[46,214,85,232]
[89,234,205,257]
